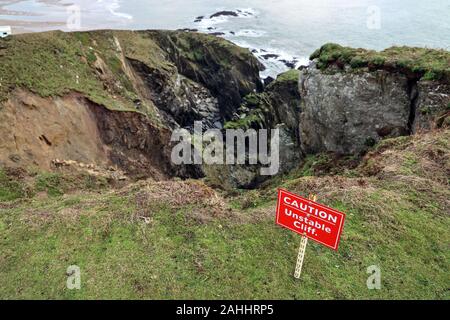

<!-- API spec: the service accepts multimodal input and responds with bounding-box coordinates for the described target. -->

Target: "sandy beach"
[0,0,133,34]
[0,0,67,33]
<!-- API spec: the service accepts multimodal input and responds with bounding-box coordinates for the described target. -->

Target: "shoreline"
[0,0,133,34]
[0,19,64,34]
[0,0,66,34]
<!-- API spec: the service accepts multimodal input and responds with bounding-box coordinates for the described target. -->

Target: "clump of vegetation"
[0,169,27,201]
[224,93,270,130]
[359,129,450,184]
[269,69,300,85]
[0,168,110,201]
[310,43,450,82]
[224,69,299,130]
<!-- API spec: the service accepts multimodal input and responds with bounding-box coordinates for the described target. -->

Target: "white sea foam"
[230,39,309,78]
[194,8,258,31]
[232,29,266,38]
[190,8,308,78]
[104,1,133,20]
[235,8,258,17]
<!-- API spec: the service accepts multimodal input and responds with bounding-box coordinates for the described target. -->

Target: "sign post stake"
[294,236,308,279]
[294,194,317,280]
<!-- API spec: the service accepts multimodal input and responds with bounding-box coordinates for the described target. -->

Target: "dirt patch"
[0,88,197,181]
[134,179,232,224]
[0,89,109,170]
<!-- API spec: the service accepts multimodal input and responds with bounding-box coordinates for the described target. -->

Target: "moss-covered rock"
[214,70,302,188]
[301,44,450,155]
[311,43,450,83]
[145,30,264,119]
[224,69,300,132]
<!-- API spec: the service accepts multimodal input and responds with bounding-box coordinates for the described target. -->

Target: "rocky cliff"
[0,32,449,188]
[1,33,448,300]
[299,43,450,155]
[222,43,449,187]
[0,30,263,178]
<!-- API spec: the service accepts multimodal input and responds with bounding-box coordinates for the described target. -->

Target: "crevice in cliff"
[146,31,264,120]
[39,135,52,146]
[407,79,419,134]
[82,97,204,180]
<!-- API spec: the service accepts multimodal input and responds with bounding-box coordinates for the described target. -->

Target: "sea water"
[1,0,449,77]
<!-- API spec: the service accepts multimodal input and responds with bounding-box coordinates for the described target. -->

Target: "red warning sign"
[276,189,346,251]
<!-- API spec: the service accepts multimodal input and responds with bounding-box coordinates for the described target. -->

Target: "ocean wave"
[188,8,307,78]
[232,29,266,38]
[57,0,133,21]
[232,41,309,78]
[106,1,133,20]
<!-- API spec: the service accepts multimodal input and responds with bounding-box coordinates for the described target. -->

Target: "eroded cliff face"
[414,81,450,132]
[218,45,450,188]
[208,69,302,189]
[0,90,184,180]
[146,30,264,120]
[0,30,263,178]
[0,33,449,188]
[0,90,109,171]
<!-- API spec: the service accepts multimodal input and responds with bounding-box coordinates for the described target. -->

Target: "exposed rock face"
[0,89,199,179]
[127,58,221,129]
[1,32,448,188]
[0,30,263,178]
[298,64,412,154]
[210,70,302,188]
[86,99,201,179]
[413,81,450,132]
[0,90,109,171]
[220,49,449,188]
[146,31,264,120]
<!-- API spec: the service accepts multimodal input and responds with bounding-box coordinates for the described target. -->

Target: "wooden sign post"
[294,194,316,279]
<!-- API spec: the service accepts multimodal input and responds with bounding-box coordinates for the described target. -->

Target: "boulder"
[298,62,411,155]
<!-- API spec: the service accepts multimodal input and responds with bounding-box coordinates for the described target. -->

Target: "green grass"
[0,167,448,299]
[223,93,269,130]
[310,43,450,82]
[0,31,149,114]
[270,69,300,84]
[0,169,110,201]
[0,30,233,122]
[0,169,26,201]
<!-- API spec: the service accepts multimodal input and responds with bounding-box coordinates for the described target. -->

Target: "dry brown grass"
[359,129,450,185]
[133,179,233,224]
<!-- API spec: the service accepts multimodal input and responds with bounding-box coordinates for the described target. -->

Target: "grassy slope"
[1,130,449,299]
[311,43,450,82]
[0,29,260,126]
[0,31,133,110]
